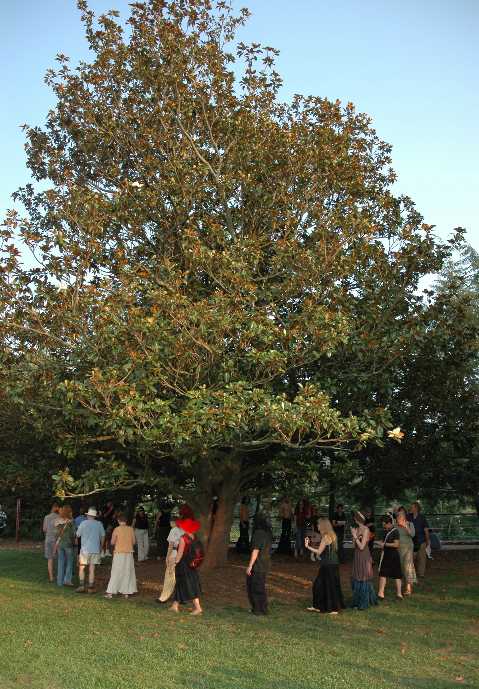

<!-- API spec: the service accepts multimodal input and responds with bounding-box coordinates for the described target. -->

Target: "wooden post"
[15,498,21,543]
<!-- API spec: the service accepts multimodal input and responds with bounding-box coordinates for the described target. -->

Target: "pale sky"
[1,0,478,252]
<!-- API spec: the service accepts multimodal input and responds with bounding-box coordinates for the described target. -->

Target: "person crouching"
[104,513,137,600]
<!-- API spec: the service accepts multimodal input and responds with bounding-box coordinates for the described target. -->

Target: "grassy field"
[0,549,478,689]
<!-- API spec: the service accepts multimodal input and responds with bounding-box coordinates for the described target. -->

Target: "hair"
[51,502,60,511]
[353,511,365,525]
[254,512,271,533]
[412,501,421,512]
[59,505,72,519]
[318,518,337,549]
[382,514,394,525]
[336,503,344,509]
[116,512,126,523]
[179,504,194,519]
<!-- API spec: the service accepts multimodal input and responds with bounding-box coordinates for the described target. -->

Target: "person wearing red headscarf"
[170,517,203,615]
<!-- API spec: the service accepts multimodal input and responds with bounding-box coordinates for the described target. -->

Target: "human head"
[59,505,73,520]
[254,512,271,532]
[178,504,194,519]
[336,504,344,513]
[410,501,421,514]
[51,502,60,513]
[116,511,127,524]
[86,507,98,519]
[382,514,394,529]
[318,518,337,547]
[353,511,365,526]
[137,506,145,515]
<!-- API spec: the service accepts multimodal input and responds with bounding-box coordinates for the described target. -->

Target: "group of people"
[304,501,431,614]
[41,497,432,618]
[42,501,204,614]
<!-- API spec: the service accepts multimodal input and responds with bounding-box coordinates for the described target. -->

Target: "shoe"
[75,586,86,593]
[87,587,97,594]
[104,593,113,599]
[306,607,321,612]
[377,595,385,600]
[64,583,74,587]
[396,595,404,600]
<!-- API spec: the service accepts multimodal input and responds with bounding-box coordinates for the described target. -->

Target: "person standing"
[408,502,430,578]
[236,497,250,554]
[363,507,376,556]
[377,515,403,600]
[351,511,378,609]
[101,500,115,557]
[75,508,105,593]
[74,506,88,562]
[155,506,172,559]
[396,507,416,595]
[170,517,203,615]
[104,512,137,599]
[245,513,273,615]
[157,504,192,603]
[0,504,7,535]
[294,498,311,558]
[276,496,293,555]
[55,505,76,587]
[305,518,344,614]
[43,503,60,583]
[133,507,150,562]
[332,504,346,564]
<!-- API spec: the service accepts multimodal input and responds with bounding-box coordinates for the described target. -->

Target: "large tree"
[0,0,457,564]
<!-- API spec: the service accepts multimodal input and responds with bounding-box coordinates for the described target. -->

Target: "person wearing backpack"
[170,517,203,616]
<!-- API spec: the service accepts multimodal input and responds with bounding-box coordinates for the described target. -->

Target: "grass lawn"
[0,549,478,689]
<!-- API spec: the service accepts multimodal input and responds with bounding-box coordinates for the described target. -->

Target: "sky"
[1,0,478,252]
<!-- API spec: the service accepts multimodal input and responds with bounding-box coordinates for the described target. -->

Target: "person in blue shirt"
[75,508,105,593]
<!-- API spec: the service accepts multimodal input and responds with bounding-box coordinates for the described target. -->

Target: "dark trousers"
[246,572,268,614]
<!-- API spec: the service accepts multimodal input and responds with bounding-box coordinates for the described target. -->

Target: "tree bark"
[200,461,241,570]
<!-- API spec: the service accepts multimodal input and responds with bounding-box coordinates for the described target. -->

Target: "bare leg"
[76,564,86,591]
[88,563,95,588]
[395,579,403,597]
[191,598,202,615]
[47,558,54,582]
[170,602,180,612]
[378,576,386,598]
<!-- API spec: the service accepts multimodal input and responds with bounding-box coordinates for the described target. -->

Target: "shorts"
[44,540,57,559]
[79,552,101,566]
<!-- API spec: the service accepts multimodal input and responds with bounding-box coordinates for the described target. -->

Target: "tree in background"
[0,0,462,564]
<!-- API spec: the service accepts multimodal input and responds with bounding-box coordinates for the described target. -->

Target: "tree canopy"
[0,0,472,562]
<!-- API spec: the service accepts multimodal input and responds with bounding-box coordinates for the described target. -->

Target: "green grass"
[0,550,478,689]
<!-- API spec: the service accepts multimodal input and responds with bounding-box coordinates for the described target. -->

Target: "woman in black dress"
[170,518,203,615]
[304,518,345,614]
[377,515,403,600]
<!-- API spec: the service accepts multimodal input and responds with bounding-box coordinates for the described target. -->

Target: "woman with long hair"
[351,511,378,609]
[377,514,402,600]
[305,517,344,614]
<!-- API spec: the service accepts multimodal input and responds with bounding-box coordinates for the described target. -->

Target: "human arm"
[175,536,186,564]
[246,549,260,576]
[305,535,329,556]
[352,527,370,551]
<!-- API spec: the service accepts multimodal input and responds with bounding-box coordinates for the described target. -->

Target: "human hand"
[246,566,252,576]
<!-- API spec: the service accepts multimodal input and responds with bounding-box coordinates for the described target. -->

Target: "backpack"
[183,534,205,569]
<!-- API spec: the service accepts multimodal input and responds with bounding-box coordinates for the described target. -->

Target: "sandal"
[306,607,321,612]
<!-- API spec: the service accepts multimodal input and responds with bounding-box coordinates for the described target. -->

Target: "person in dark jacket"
[246,513,272,615]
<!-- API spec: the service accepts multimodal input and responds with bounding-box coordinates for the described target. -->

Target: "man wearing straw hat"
[75,508,105,593]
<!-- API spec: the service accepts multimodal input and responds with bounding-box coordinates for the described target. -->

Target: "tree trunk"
[201,463,240,570]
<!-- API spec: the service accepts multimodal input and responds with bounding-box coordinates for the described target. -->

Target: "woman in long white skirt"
[104,514,137,599]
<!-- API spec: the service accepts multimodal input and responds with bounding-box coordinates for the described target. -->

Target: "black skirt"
[312,564,345,612]
[174,560,202,603]
[379,548,402,579]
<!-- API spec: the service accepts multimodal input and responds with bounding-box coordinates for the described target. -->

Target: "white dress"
[106,553,137,595]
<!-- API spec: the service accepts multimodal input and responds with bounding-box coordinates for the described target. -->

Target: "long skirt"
[312,564,345,612]
[106,553,137,595]
[351,579,378,609]
[174,560,201,603]
[159,552,176,602]
[399,544,417,585]
[246,571,268,615]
